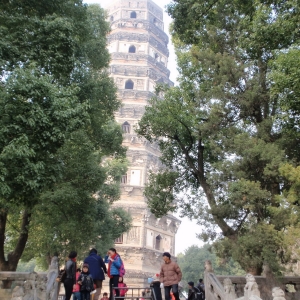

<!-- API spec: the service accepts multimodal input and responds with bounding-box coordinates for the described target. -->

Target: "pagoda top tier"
[107,0,164,24]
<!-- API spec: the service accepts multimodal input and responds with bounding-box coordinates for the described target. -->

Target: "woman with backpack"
[105,248,124,300]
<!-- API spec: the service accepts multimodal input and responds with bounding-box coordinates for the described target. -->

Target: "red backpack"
[118,282,128,296]
[118,256,126,277]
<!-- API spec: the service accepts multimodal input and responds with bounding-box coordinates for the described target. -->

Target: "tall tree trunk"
[247,265,263,276]
[0,209,31,289]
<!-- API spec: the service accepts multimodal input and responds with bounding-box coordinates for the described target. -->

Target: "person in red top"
[117,277,128,300]
[139,291,145,300]
[100,292,109,300]
[73,268,81,300]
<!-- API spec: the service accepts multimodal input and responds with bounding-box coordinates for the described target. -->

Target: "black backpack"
[194,287,204,300]
[80,274,94,292]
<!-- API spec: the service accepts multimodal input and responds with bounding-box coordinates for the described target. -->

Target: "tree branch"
[174,117,195,149]
[0,210,7,266]
[7,210,31,270]
[51,201,69,221]
[197,138,204,181]
[174,134,236,238]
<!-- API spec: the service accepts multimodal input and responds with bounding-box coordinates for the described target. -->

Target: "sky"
[83,0,204,255]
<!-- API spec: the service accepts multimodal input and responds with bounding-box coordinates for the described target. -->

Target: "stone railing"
[0,256,59,300]
[216,275,300,300]
[204,260,300,300]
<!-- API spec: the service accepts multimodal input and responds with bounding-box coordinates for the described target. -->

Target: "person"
[159,252,182,300]
[188,282,203,300]
[78,263,95,300]
[105,248,122,300]
[145,289,151,298]
[73,268,82,300]
[140,291,145,300]
[196,279,205,300]
[100,292,109,300]
[84,248,107,300]
[188,281,204,300]
[187,282,195,300]
[118,277,128,300]
[64,251,77,300]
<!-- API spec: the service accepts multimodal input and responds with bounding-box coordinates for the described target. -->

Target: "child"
[117,277,128,300]
[78,263,94,300]
[73,268,81,300]
[139,291,145,300]
[101,292,109,300]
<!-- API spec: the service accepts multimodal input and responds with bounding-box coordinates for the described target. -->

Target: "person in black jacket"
[64,251,77,300]
[196,279,205,300]
[188,282,204,300]
[187,282,196,300]
[78,263,94,300]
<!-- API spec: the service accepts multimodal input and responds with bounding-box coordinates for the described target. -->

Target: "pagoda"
[106,0,180,286]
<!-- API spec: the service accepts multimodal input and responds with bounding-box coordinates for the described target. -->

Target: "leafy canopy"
[137,0,300,275]
[177,244,244,287]
[0,1,130,272]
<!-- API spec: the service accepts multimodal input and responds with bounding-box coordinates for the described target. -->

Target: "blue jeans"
[73,292,81,300]
[164,284,180,300]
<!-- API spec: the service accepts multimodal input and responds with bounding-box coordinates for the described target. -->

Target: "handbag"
[56,269,67,283]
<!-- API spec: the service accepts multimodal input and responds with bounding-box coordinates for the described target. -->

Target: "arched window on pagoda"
[130,11,137,18]
[122,121,131,133]
[121,174,127,184]
[129,45,136,53]
[155,235,162,250]
[125,79,134,89]
[115,235,123,244]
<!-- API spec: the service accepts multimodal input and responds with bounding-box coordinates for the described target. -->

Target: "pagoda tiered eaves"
[106,0,180,287]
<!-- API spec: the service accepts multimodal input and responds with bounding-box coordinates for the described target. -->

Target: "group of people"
[187,280,205,300]
[63,248,127,300]
[62,249,204,300]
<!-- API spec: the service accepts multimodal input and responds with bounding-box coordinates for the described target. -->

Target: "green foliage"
[137,0,300,274]
[145,171,178,217]
[16,259,44,272]
[177,244,244,286]
[0,66,87,205]
[279,164,300,207]
[18,131,130,263]
[0,1,131,272]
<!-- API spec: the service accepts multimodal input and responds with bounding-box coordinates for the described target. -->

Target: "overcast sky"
[84,0,203,255]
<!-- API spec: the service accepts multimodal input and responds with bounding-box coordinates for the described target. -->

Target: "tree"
[0,1,131,283]
[16,259,43,273]
[137,0,300,275]
[177,244,244,286]
[18,129,131,267]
